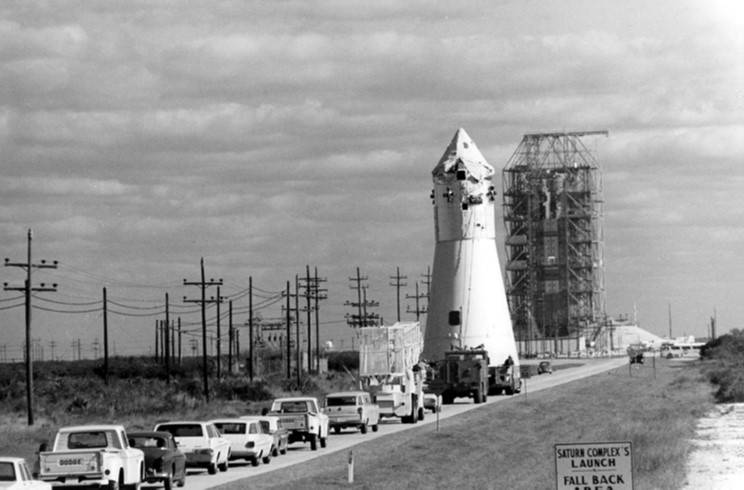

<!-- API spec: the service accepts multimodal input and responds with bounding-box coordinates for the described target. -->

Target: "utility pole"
[345,267,379,328]
[103,287,109,384]
[215,286,224,378]
[248,277,254,381]
[164,292,170,381]
[228,300,233,376]
[183,258,222,402]
[389,267,408,322]
[295,275,301,384]
[285,281,291,379]
[314,267,327,372]
[4,229,58,426]
[406,281,428,321]
[154,320,159,362]
[49,340,56,362]
[177,317,182,365]
[668,303,672,339]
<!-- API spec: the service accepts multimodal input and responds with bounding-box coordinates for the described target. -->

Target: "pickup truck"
[38,424,144,490]
[153,421,230,475]
[268,397,329,451]
[0,456,51,489]
[325,391,380,434]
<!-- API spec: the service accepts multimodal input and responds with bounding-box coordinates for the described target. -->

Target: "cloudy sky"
[1,0,741,360]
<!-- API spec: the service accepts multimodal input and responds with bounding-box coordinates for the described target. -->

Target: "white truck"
[38,425,144,490]
[268,397,329,451]
[359,321,426,424]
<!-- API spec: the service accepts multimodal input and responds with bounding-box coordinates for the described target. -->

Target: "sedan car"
[128,431,186,490]
[210,418,273,466]
[244,415,288,457]
[423,393,442,413]
[537,361,553,374]
[154,421,230,475]
[0,457,51,490]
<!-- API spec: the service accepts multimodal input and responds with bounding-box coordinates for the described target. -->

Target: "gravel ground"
[683,403,744,489]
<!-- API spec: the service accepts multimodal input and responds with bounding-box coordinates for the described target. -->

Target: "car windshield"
[157,424,204,437]
[0,462,16,482]
[214,423,246,435]
[130,436,167,448]
[275,401,311,413]
[327,396,357,407]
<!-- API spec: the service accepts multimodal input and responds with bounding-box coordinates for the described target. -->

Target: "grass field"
[215,358,714,490]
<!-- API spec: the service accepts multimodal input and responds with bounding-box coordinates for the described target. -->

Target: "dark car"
[537,361,553,374]
[128,431,186,490]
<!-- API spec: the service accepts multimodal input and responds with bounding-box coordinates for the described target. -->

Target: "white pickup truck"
[268,397,329,451]
[325,391,380,434]
[38,425,144,490]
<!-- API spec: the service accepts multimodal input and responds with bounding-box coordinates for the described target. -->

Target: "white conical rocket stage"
[422,128,518,368]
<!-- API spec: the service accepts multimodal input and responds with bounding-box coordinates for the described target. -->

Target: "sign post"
[555,441,633,490]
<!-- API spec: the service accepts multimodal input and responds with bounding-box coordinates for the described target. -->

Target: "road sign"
[555,441,633,490]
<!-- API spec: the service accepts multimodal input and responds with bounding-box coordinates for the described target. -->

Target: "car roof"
[0,457,25,463]
[58,425,126,432]
[154,421,210,427]
[272,397,317,402]
[208,419,252,424]
[326,391,368,397]
[127,431,173,439]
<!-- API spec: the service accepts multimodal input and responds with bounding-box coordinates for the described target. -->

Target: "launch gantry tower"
[502,131,607,351]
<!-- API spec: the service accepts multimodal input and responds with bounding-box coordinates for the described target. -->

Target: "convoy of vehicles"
[325,391,380,434]
[210,418,273,466]
[153,421,230,475]
[127,431,186,490]
[268,397,329,451]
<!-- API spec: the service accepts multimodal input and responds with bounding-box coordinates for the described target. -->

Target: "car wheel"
[320,433,327,448]
[218,457,228,472]
[309,434,318,451]
[360,422,368,434]
[372,424,379,432]
[207,462,217,475]
[333,426,341,434]
[280,445,287,455]
[418,407,425,421]
[251,456,260,467]
[262,453,272,464]
[271,445,279,457]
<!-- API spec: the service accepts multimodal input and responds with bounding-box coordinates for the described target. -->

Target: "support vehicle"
[127,431,186,490]
[359,322,426,424]
[153,421,230,475]
[38,425,144,489]
[268,397,329,451]
[325,391,380,434]
[428,348,489,404]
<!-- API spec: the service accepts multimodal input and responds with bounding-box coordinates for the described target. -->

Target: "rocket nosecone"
[422,128,518,368]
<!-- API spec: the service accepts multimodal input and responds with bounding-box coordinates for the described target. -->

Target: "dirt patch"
[683,403,744,489]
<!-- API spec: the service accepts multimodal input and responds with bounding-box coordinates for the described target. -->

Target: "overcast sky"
[1,0,742,359]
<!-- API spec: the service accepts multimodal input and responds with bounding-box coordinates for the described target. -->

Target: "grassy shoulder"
[217,359,714,490]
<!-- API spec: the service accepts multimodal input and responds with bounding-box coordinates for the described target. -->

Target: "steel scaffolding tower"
[502,131,607,352]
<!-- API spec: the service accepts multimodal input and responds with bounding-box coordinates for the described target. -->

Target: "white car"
[210,418,273,466]
[423,393,442,413]
[154,421,230,475]
[0,457,51,490]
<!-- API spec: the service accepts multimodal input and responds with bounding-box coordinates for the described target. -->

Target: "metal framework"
[502,131,607,352]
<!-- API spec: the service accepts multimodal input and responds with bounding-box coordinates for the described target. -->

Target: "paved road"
[156,356,628,490]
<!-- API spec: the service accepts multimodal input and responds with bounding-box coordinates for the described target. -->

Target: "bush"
[701,331,744,402]
[327,351,359,371]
